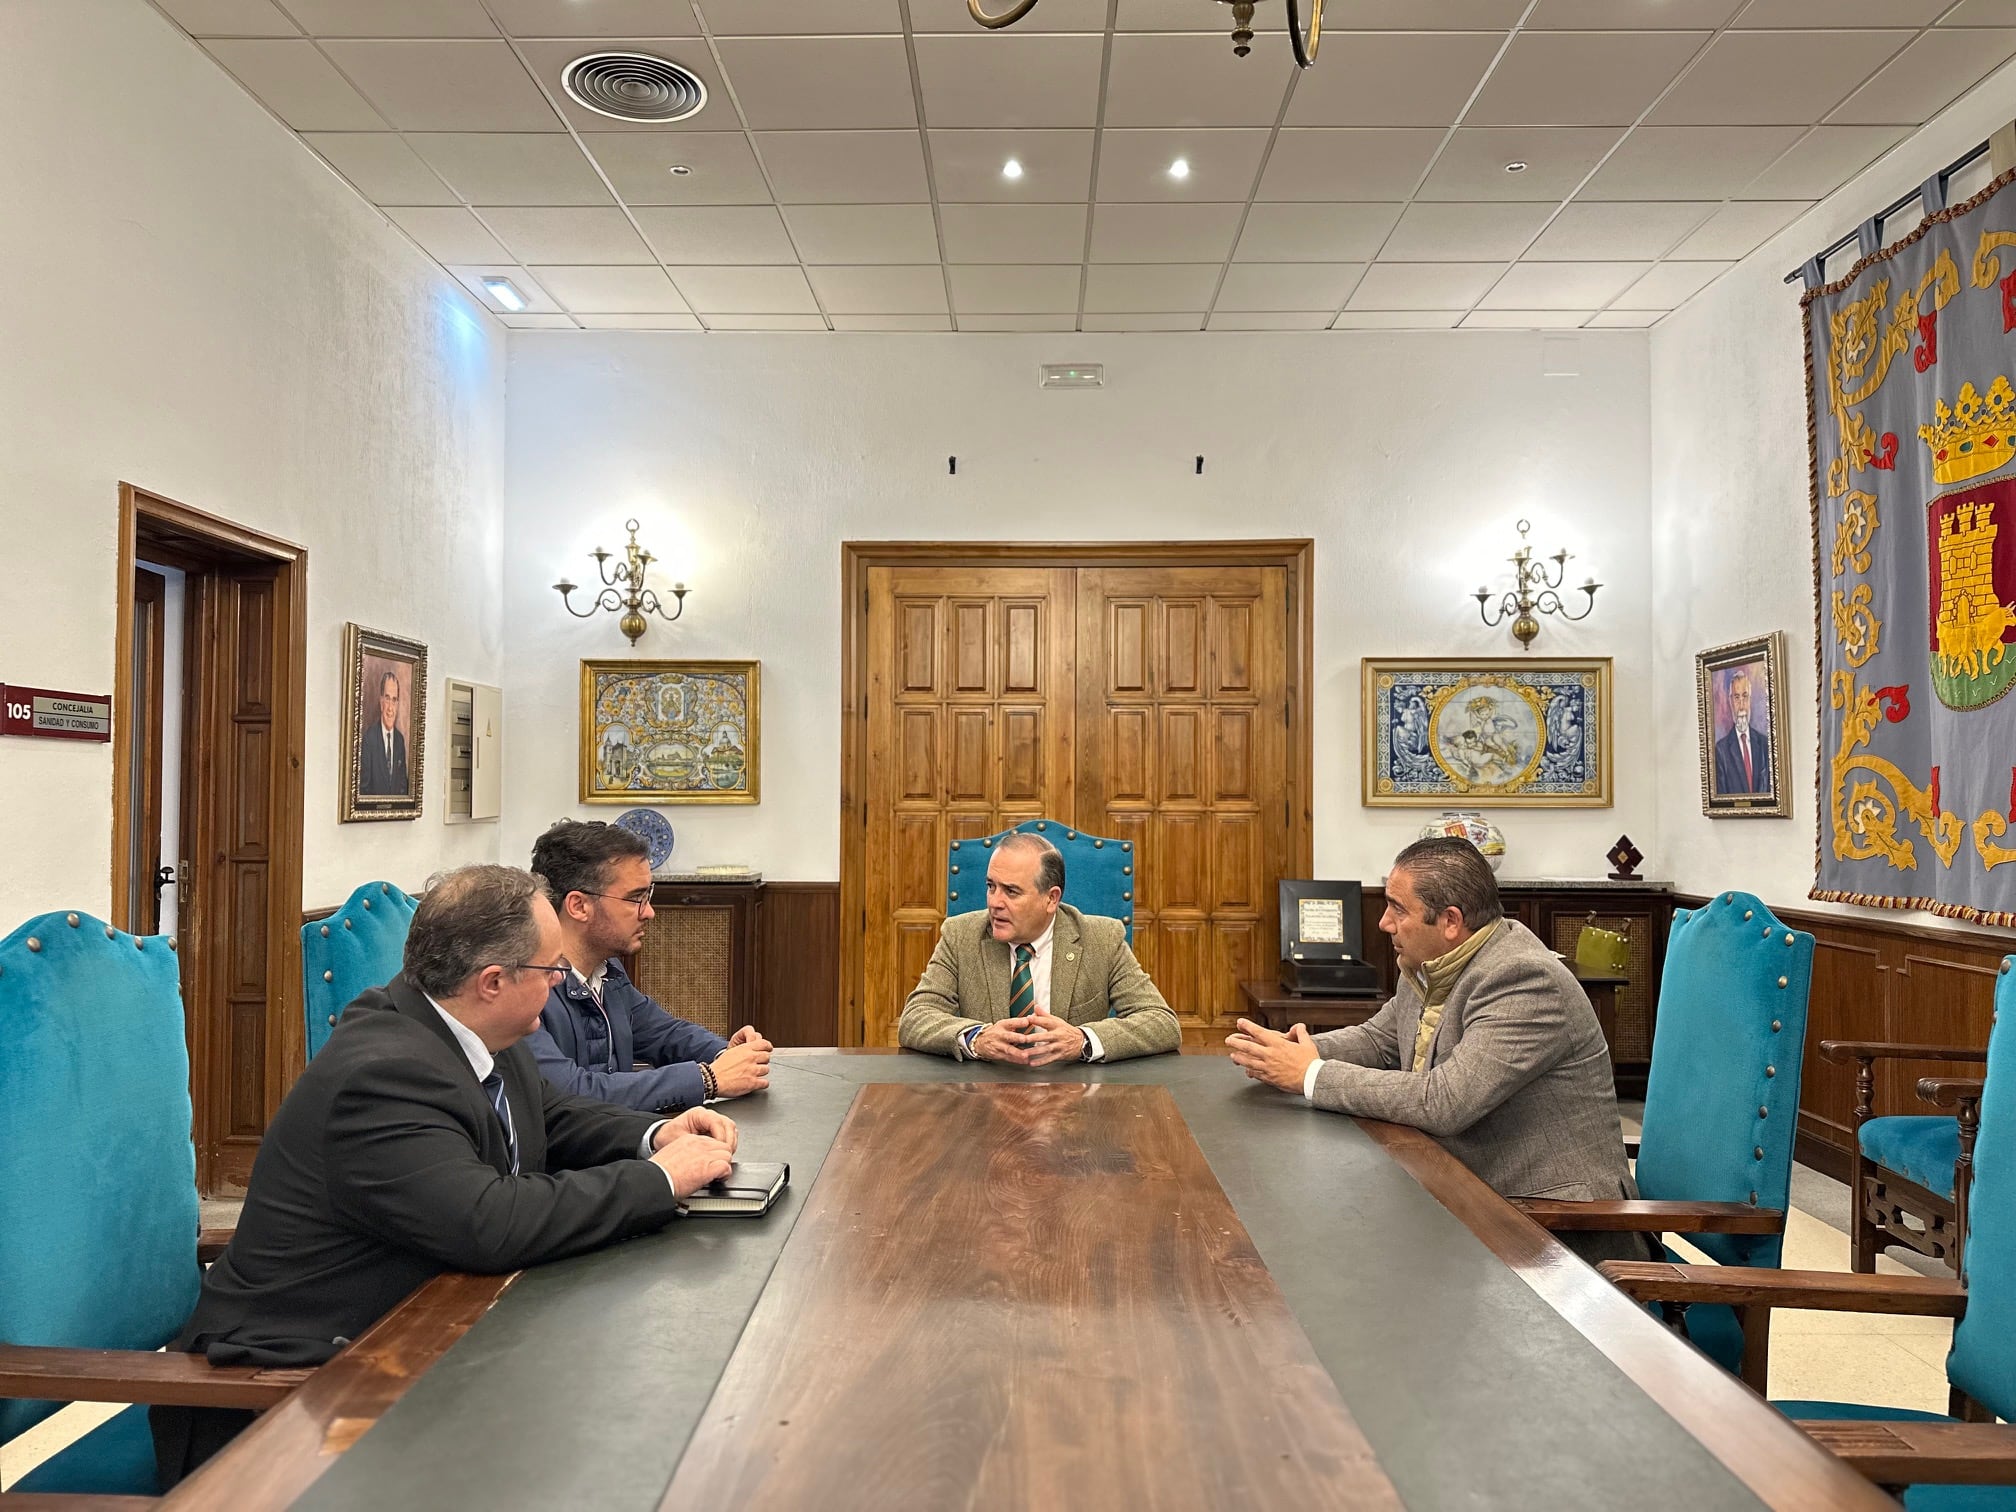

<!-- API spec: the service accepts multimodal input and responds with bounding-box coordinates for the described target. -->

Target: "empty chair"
[301,880,417,1059]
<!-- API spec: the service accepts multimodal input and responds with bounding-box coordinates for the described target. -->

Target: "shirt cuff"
[1080,1024,1105,1062]
[639,1120,681,1195]
[1302,1059,1322,1103]
[958,1024,984,1060]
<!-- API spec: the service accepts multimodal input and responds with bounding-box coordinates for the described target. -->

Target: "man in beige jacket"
[899,832,1181,1064]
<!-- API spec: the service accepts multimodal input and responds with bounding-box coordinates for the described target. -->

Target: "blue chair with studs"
[1516,890,1815,1392]
[301,881,418,1060]
[0,910,302,1495]
[944,819,1135,940]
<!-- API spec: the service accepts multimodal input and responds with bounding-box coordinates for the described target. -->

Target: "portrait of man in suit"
[358,663,410,796]
[342,624,427,821]
[1712,664,1772,799]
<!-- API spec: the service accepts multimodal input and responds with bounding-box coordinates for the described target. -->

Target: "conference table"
[167,1050,1894,1511]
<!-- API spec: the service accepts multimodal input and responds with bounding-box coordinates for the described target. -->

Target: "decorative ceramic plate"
[615,807,676,870]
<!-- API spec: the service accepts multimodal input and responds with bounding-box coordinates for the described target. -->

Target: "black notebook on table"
[682,1161,790,1217]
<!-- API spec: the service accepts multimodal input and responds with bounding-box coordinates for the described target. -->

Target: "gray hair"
[404,864,552,997]
[995,830,1065,896]
[1390,837,1504,930]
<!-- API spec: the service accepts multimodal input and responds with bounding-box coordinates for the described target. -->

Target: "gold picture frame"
[580,659,760,804]
[1361,657,1612,808]
[1696,632,1790,819]
[341,623,427,823]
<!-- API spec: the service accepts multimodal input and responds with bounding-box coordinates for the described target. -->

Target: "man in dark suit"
[1712,667,1773,797]
[358,670,409,795]
[151,864,737,1487]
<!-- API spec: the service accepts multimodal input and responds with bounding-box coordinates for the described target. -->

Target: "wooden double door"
[846,546,1312,1047]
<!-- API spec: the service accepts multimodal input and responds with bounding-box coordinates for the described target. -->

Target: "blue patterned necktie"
[1009,944,1036,1017]
[480,1069,520,1174]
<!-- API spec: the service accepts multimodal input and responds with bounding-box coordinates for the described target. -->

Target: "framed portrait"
[1696,632,1790,819]
[341,623,427,823]
[1362,658,1611,808]
[580,659,760,805]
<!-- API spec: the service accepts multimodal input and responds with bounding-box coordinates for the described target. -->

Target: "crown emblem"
[1920,375,2016,485]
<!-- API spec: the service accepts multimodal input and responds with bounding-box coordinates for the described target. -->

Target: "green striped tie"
[1009,944,1036,1017]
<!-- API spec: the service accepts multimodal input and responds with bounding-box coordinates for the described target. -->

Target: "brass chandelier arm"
[967,0,1042,27]
[1284,0,1323,68]
[555,584,626,619]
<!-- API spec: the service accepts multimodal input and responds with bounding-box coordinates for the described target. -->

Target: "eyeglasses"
[578,890,654,915]
[506,961,570,982]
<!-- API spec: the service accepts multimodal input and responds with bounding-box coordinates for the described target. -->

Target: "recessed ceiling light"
[668,164,692,176]
[1002,157,1024,180]
[1504,160,1529,174]
[1168,157,1191,181]
[480,276,528,312]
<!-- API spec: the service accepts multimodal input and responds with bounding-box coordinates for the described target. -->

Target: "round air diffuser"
[561,52,707,123]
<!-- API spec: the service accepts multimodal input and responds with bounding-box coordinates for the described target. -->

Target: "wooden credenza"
[621,879,840,1048]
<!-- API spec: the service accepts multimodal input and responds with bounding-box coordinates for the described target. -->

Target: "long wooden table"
[167,1051,1896,1511]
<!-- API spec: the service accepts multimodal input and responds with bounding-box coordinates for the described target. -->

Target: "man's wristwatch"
[1078,1029,1094,1062]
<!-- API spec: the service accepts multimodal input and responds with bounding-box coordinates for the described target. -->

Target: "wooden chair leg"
[1849,1056,1881,1273]
[1736,1304,1771,1396]
[1952,1385,1994,1422]
[1954,1093,1980,1285]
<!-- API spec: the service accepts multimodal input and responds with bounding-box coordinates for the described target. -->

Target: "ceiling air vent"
[561,52,707,123]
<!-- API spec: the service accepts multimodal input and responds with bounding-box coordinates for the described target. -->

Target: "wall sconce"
[1473,518,1599,650]
[553,518,688,646]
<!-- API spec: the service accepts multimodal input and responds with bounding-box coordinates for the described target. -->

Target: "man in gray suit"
[1227,837,1645,1263]
[899,832,1181,1064]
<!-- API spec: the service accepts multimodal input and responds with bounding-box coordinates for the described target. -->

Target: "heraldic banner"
[1810,169,2016,926]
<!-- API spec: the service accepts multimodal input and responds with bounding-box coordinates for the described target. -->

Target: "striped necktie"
[1009,943,1036,1017]
[480,1069,520,1174]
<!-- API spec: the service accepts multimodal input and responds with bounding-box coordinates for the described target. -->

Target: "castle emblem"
[1926,480,2016,711]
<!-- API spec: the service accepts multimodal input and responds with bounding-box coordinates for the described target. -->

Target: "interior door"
[127,567,168,934]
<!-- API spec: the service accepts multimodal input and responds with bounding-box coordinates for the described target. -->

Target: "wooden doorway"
[842,542,1312,1048]
[113,484,307,1194]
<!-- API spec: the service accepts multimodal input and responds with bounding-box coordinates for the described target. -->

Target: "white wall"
[504,330,1654,885]
[0,0,509,926]
[1651,54,2016,935]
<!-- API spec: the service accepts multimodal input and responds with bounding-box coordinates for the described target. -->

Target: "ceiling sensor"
[562,52,707,123]
[668,165,692,175]
[1504,160,1529,173]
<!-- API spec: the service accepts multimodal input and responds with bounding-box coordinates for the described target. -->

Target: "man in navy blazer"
[528,819,773,1113]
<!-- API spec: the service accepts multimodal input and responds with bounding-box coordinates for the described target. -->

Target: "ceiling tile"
[447,262,561,312]
[1256,129,1443,201]
[939,203,1089,262]
[154,0,298,35]
[805,265,950,314]
[481,207,655,263]
[698,0,903,33]
[1235,203,1403,261]
[1286,33,1506,128]
[1383,202,1555,261]
[914,35,1107,128]
[930,129,1096,201]
[320,40,560,131]
[499,313,578,327]
[1084,315,1208,331]
[909,0,1107,29]
[1099,129,1273,201]
[1468,31,1709,126]
[1584,309,1663,327]
[516,40,734,133]
[483,0,700,37]
[305,133,457,203]
[784,205,941,263]
[1083,264,1223,312]
[669,265,821,312]
[1479,261,1649,308]
[948,265,1086,312]
[1942,0,2016,20]
[1578,126,1803,199]
[704,314,828,329]
[1103,35,1296,129]
[534,265,692,313]
[1207,312,1339,330]
[1309,0,1525,25]
[1215,263,1365,311]
[1459,309,1595,328]
[1736,0,1948,23]
[1612,260,1734,308]
[280,0,497,34]
[631,206,799,263]
[1090,203,1246,263]
[713,36,918,129]
[384,206,509,262]
[1332,310,1464,328]
[575,313,706,329]
[1667,200,1812,259]
[1415,127,1625,201]
[831,314,954,330]
[1118,0,1289,28]
[1830,30,2016,126]
[956,314,1081,330]
[203,40,387,130]
[1347,262,1506,309]
[1525,201,1716,260]
[758,131,931,202]
[1528,0,1742,25]
[1645,31,1913,126]
[408,133,613,204]
[582,132,774,206]
[1737,125,1910,198]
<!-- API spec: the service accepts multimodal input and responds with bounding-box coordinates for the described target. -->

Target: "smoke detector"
[561,52,708,123]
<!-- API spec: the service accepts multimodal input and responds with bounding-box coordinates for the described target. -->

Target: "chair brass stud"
[1725,893,1735,904]
[65,913,79,928]
[364,898,373,910]
[1761,926,1771,938]
[1123,865,1132,875]
[983,838,993,847]
[320,924,331,937]
[380,882,389,893]
[1122,843,1131,851]
[1743,910,1754,921]
[2002,960,2011,974]
[344,918,354,930]
[1754,1146,1764,1160]
[1748,1191,1758,1204]
[1066,830,1077,840]
[106,926,117,939]
[1771,1020,1782,1032]
[1093,839,1105,848]
[1123,891,1132,901]
[135,937,145,950]
[951,865,959,874]
[323,970,334,983]
[1778,976,1788,988]
[1785,933,1795,945]
[951,841,961,850]
[1765,1065,1776,1078]
[949,891,959,901]
[327,1015,337,1027]
[1758,1106,1768,1119]
[26,938,40,952]
[168,938,177,952]
[1035,822,1046,830]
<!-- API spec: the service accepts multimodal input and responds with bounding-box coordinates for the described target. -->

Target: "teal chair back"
[945,819,1135,943]
[1946,957,2016,1420]
[301,881,417,1058]
[0,911,198,1444]
[1638,890,1815,1271]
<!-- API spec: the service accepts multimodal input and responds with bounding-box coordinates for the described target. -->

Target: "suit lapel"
[974,922,1010,1022]
[1048,908,1083,1018]
[387,973,518,1177]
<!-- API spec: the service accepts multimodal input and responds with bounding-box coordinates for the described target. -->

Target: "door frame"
[839,540,1315,1046]
[113,482,308,1189]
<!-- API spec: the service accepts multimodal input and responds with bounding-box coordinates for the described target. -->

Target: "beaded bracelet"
[699,1061,719,1103]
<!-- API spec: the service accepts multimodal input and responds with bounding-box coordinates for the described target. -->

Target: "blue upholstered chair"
[1517,890,1815,1390]
[0,910,295,1495]
[301,880,417,1059]
[944,820,1135,943]
[1605,957,2016,1507]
